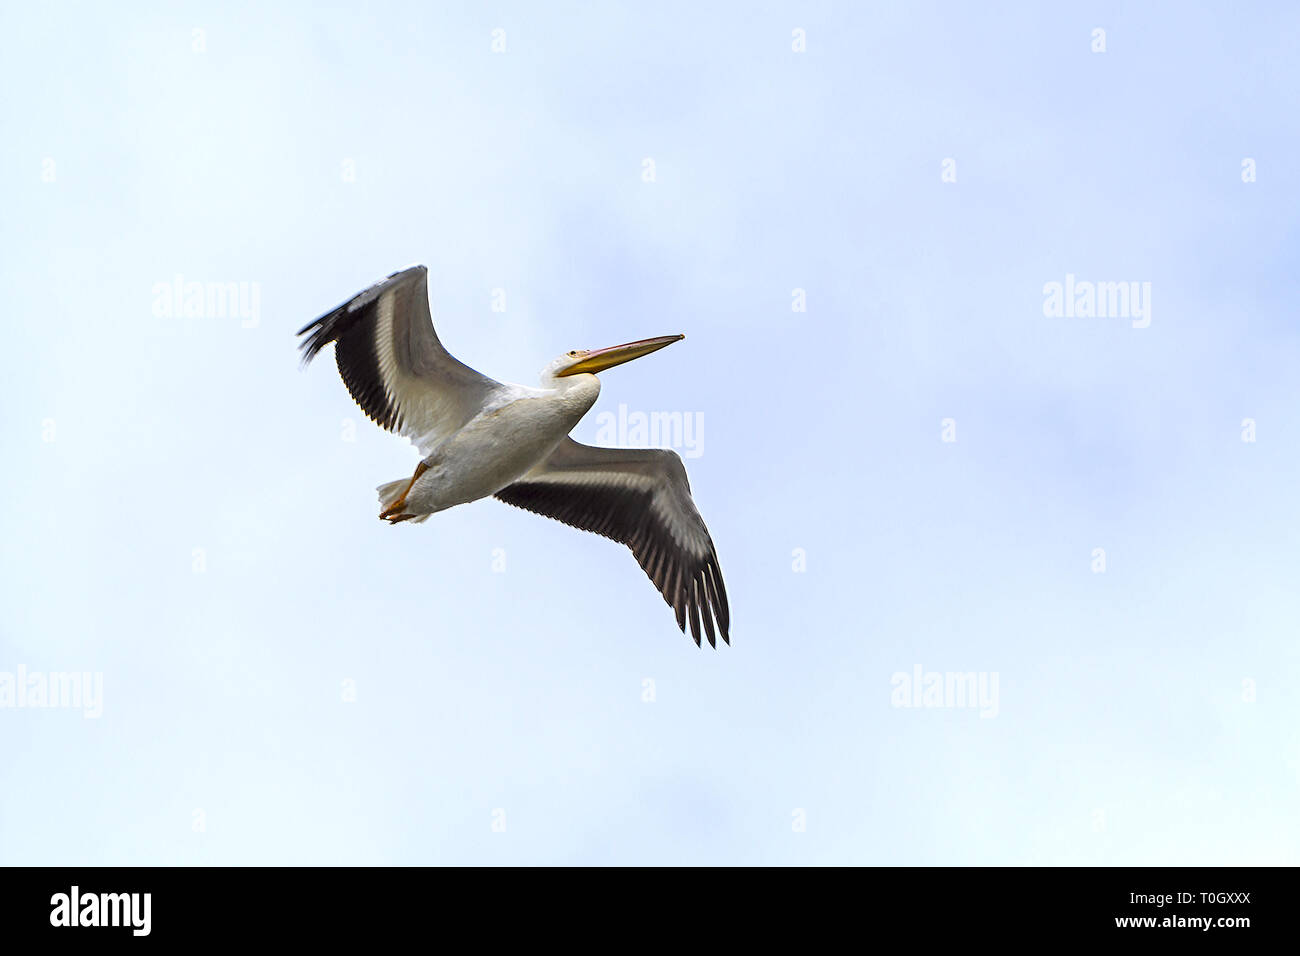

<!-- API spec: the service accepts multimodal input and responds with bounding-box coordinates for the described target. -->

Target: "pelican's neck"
[539,370,601,416]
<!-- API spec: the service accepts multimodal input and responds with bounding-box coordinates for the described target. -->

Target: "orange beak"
[556,335,685,376]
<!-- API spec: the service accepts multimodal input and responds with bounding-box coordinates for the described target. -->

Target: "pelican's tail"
[376,478,430,524]
[376,478,407,509]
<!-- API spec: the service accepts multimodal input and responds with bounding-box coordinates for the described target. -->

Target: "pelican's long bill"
[556,334,684,376]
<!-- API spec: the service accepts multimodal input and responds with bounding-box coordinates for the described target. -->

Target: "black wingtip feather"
[296,273,407,432]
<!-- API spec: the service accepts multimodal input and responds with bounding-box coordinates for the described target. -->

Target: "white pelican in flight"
[298,266,730,647]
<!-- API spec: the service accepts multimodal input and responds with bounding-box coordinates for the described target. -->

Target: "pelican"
[297,265,730,646]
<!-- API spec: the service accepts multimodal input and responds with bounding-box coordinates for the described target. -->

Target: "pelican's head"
[545,334,684,381]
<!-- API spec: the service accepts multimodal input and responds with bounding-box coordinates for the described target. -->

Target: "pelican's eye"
[568,351,578,357]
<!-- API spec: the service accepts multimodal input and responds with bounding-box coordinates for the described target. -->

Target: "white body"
[401,372,600,516]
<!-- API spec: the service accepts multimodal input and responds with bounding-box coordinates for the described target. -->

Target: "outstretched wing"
[298,265,502,455]
[495,438,731,647]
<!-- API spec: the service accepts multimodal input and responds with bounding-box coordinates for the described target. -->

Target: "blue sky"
[2,1,1298,864]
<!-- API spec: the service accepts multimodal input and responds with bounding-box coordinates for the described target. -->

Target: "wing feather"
[298,266,501,454]
[494,438,730,647]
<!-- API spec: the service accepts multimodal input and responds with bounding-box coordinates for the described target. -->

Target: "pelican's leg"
[379,461,429,521]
